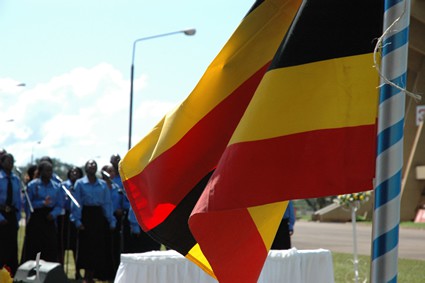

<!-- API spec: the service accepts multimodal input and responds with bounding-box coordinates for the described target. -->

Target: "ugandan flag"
[189,0,383,282]
[119,0,302,277]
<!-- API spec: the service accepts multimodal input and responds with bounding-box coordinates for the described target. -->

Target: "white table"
[114,248,334,283]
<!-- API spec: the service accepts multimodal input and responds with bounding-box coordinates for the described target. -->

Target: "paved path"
[291,221,425,260]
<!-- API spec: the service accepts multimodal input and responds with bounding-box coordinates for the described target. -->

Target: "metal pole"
[128,29,196,150]
[351,202,359,283]
[128,64,134,150]
[371,1,411,282]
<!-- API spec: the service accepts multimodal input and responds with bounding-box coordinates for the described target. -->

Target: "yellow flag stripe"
[230,53,379,145]
[248,201,288,250]
[186,244,216,279]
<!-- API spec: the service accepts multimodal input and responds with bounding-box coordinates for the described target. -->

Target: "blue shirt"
[110,182,124,212]
[71,176,116,229]
[61,179,77,212]
[128,206,141,234]
[51,173,62,184]
[284,201,296,232]
[113,175,130,210]
[26,178,63,220]
[0,170,22,225]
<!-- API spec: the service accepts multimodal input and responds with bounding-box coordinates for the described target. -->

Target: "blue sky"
[0,0,252,167]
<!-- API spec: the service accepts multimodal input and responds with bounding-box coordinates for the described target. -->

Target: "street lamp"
[128,28,196,150]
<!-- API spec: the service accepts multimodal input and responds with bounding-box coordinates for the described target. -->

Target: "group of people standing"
[0,149,161,283]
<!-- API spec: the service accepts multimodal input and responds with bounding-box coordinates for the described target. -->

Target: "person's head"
[0,148,7,169]
[84,159,98,177]
[39,156,53,166]
[110,154,121,170]
[0,153,14,173]
[38,160,53,182]
[0,148,7,158]
[101,164,115,180]
[26,164,38,184]
[68,166,83,183]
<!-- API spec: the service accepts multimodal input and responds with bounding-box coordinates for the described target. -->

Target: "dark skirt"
[77,206,114,280]
[21,207,59,263]
[57,210,78,265]
[0,210,18,276]
[271,218,291,250]
[126,230,161,253]
[111,212,124,275]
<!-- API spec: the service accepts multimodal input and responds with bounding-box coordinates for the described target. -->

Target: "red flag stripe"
[194,124,377,212]
[189,208,268,282]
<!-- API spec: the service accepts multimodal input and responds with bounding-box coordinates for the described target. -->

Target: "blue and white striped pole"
[371,0,411,282]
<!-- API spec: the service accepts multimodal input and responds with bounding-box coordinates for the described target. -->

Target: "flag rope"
[373,0,420,102]
[371,0,411,282]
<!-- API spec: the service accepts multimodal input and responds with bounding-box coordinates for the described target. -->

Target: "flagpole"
[371,0,411,282]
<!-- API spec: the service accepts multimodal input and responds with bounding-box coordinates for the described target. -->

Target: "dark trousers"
[78,206,114,281]
[271,218,291,250]
[21,207,58,263]
[0,210,18,276]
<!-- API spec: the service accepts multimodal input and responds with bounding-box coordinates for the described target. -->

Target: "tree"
[17,158,81,182]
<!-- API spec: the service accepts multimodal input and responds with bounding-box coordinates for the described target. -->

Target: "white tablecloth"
[114,248,334,283]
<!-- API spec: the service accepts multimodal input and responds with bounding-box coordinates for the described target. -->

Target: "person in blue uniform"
[101,164,124,277]
[110,154,130,248]
[71,159,116,283]
[21,160,63,263]
[58,166,83,278]
[271,200,296,250]
[0,153,22,276]
[110,153,155,253]
[38,156,62,184]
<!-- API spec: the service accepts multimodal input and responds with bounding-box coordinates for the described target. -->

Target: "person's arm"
[0,177,6,223]
[13,176,22,226]
[288,201,295,234]
[111,184,120,212]
[102,182,116,230]
[70,180,83,228]
[128,207,141,235]
[49,183,64,219]
[30,181,45,209]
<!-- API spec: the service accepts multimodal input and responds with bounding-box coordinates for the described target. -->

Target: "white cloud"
[2,63,177,167]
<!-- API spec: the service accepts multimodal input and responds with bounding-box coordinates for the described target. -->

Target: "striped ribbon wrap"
[371,0,411,282]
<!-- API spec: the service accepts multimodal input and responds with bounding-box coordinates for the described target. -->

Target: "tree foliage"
[17,157,81,182]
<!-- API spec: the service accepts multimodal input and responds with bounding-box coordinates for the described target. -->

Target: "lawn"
[333,252,425,283]
[354,221,425,230]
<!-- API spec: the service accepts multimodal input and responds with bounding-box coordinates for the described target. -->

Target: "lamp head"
[183,29,196,36]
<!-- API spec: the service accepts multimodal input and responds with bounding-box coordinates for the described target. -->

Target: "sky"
[0,0,253,167]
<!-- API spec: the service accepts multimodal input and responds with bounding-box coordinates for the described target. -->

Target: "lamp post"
[128,28,196,150]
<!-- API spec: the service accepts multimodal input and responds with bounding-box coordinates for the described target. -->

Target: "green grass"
[399,221,425,229]
[333,252,425,283]
[354,220,425,230]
